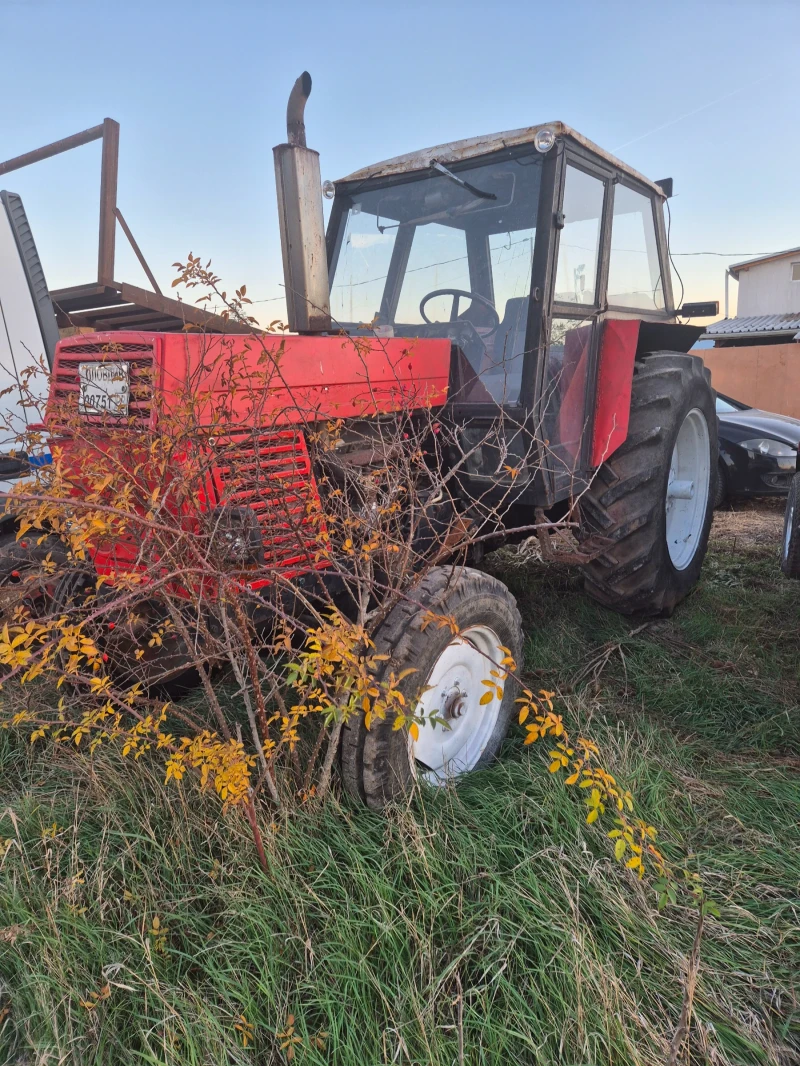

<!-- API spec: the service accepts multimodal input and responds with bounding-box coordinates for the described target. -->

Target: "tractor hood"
[47,332,452,432]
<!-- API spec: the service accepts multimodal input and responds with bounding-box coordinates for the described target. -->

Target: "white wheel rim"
[410,624,504,784]
[784,500,795,562]
[665,407,710,571]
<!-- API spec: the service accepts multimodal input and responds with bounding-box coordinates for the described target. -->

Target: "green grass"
[1,525,799,1065]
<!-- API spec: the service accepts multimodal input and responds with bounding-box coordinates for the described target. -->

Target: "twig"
[315,719,344,802]
[667,907,705,1065]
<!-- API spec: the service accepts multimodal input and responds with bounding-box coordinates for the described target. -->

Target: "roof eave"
[728,245,800,278]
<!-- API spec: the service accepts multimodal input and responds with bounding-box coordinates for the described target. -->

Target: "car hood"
[718,408,800,447]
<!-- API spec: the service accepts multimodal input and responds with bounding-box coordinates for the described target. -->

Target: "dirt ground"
[710,495,786,549]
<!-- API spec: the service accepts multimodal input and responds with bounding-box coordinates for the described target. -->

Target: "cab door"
[538,155,613,503]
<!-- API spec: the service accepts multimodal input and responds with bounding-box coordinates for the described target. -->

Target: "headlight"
[534,126,556,153]
[740,438,797,470]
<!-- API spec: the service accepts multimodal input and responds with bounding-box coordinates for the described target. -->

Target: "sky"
[1,0,798,326]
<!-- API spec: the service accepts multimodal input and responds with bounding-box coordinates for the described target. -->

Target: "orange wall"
[701,344,800,419]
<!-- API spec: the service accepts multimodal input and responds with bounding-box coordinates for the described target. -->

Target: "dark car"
[715,394,800,506]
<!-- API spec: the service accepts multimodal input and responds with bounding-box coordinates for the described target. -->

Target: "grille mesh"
[51,341,156,428]
[209,430,322,574]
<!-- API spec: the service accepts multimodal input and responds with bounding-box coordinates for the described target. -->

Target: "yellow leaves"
[79,983,111,1011]
[614,837,627,861]
[235,1014,254,1048]
[479,691,494,706]
[408,721,420,742]
[277,1014,303,1060]
[148,914,168,953]
[420,610,459,635]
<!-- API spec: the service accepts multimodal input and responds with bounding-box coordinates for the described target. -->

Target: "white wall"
[736,256,800,317]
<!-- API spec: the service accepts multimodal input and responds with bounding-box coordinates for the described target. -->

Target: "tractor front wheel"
[0,530,68,620]
[340,567,523,809]
[578,351,716,616]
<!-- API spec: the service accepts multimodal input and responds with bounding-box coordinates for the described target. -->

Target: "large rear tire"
[340,567,523,809]
[780,473,800,579]
[578,351,716,616]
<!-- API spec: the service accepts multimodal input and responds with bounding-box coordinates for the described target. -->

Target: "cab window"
[607,185,665,310]
[328,153,544,404]
[554,166,605,306]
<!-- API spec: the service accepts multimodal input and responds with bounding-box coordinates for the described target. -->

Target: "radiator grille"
[51,341,156,428]
[209,430,323,575]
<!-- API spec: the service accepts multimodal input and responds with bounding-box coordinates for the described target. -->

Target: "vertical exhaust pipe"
[273,72,331,332]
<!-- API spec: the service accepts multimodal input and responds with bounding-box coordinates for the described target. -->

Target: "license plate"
[78,361,130,417]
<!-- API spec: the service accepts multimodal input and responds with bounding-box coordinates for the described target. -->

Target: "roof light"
[322,179,336,200]
[534,127,556,153]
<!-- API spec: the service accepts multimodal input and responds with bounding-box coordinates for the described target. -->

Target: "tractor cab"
[324,124,678,503]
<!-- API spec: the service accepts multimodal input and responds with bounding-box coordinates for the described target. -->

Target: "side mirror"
[679,301,719,318]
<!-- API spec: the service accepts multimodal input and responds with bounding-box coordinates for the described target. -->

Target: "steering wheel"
[419,289,500,337]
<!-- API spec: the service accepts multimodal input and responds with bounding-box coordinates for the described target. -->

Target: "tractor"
[3,74,718,807]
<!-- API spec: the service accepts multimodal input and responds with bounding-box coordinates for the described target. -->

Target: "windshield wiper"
[431,161,497,200]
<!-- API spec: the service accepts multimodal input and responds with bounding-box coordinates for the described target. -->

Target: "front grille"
[51,340,156,428]
[208,430,323,575]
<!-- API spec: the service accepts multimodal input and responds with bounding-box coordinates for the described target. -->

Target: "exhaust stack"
[273,72,331,332]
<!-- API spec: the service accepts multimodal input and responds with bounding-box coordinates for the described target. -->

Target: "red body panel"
[46,332,451,430]
[45,331,451,583]
[590,319,641,467]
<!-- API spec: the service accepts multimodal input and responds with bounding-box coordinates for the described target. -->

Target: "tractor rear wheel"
[578,351,716,616]
[340,566,523,809]
[780,473,800,579]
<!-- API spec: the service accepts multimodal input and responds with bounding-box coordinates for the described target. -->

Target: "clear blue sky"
[1,0,798,324]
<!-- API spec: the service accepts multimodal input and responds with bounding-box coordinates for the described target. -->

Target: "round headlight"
[534,126,556,153]
[322,179,336,200]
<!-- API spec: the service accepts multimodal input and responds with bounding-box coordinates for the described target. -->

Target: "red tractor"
[4,74,718,807]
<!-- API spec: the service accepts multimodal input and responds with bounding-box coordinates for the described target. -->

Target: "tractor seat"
[477,296,529,402]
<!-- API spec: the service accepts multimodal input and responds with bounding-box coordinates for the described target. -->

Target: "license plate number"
[78,361,130,417]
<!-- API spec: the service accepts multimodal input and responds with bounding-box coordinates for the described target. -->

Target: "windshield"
[329,152,544,404]
[716,395,747,414]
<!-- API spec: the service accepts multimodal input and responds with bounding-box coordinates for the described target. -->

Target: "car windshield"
[329,152,544,404]
[716,396,747,414]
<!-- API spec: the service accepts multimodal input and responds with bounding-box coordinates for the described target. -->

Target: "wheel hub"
[665,407,710,571]
[410,625,504,783]
[441,682,468,719]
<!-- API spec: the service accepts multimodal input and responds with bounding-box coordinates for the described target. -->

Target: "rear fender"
[591,319,704,467]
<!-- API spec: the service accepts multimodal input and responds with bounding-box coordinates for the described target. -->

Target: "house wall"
[702,343,800,419]
[736,257,800,316]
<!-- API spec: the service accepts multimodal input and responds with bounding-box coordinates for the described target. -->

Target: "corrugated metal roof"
[702,313,800,339]
[335,122,666,198]
[729,247,800,277]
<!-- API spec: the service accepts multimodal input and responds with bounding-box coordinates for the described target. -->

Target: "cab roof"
[336,121,666,199]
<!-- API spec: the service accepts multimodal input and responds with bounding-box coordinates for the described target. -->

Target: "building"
[699,246,800,418]
[703,247,800,348]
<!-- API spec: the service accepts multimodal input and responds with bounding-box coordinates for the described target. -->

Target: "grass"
[1,517,799,1065]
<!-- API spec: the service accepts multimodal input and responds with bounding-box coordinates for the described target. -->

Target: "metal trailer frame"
[0,122,244,334]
